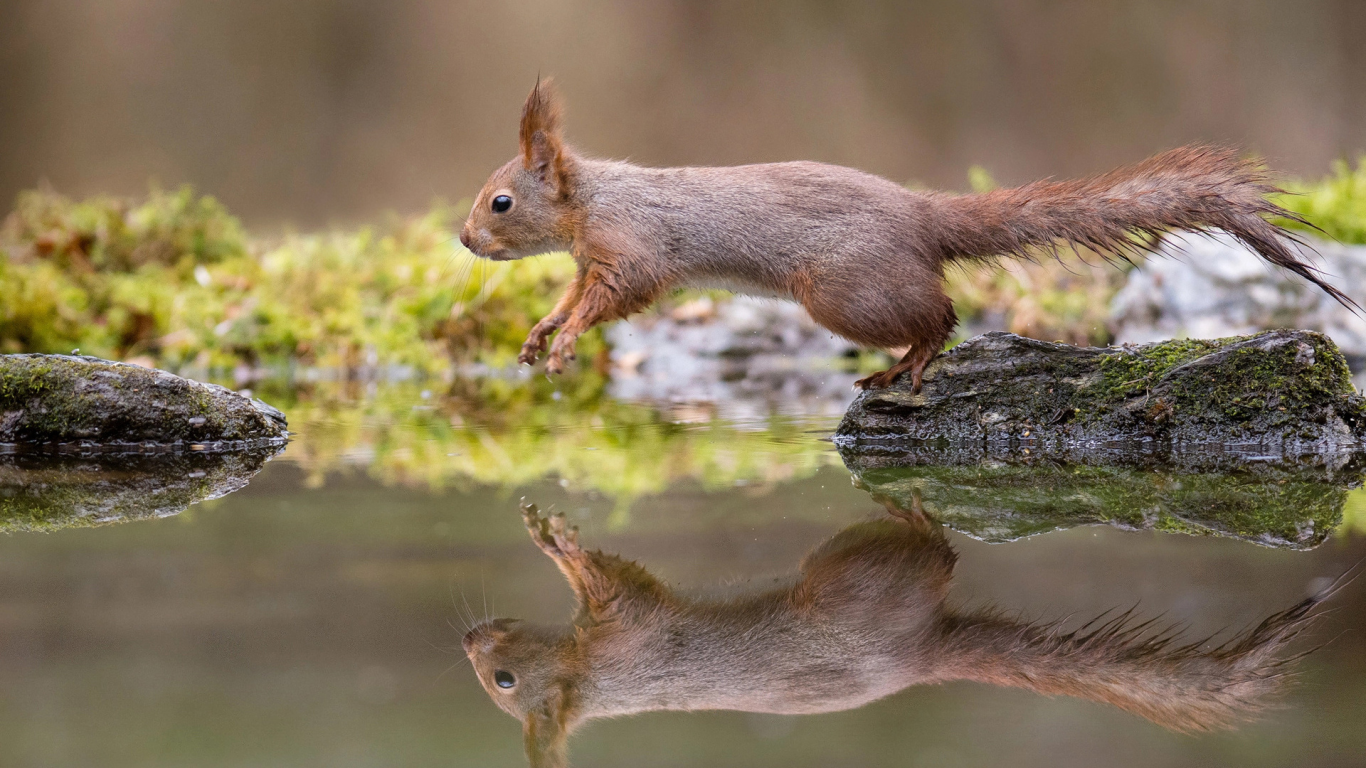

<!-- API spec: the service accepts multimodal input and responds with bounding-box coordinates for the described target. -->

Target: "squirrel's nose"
[462,629,478,654]
[458,228,472,249]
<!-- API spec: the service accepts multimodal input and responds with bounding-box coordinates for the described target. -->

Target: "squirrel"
[463,500,1340,768]
[459,79,1357,391]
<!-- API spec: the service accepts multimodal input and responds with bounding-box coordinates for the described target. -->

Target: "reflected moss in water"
[245,375,1366,543]
[1347,487,1366,535]
[843,449,1362,549]
[267,376,840,518]
[0,447,282,533]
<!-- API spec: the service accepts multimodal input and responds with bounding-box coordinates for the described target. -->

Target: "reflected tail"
[935,576,1348,731]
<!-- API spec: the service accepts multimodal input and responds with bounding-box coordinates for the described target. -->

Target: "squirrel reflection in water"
[463,498,1337,768]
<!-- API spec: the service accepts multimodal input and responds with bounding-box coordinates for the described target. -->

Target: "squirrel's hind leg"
[855,342,940,392]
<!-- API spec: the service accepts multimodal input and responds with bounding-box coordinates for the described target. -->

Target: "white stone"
[1112,231,1366,366]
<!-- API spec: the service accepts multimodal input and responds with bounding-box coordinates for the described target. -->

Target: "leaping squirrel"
[460,79,1356,391]
[463,501,1339,768]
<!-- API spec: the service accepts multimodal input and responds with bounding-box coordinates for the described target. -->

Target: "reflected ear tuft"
[522,682,572,768]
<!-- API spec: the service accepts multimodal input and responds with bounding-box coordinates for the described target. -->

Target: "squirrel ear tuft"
[519,77,566,184]
[522,683,572,768]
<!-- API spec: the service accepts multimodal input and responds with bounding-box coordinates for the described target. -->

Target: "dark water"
[1,381,1364,768]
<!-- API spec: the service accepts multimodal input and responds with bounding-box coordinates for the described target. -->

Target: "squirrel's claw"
[518,325,555,365]
[521,501,581,558]
[854,369,924,394]
[520,501,552,548]
[546,512,582,555]
[544,333,579,376]
[518,336,547,366]
[854,371,896,390]
[544,350,575,376]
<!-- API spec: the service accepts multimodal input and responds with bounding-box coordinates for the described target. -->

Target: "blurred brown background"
[2,0,1364,228]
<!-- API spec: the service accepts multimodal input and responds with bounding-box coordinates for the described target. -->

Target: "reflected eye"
[491,195,512,213]
[494,670,516,689]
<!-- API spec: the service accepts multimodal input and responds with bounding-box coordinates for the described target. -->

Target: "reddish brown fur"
[461,81,1356,392]
[463,500,1338,768]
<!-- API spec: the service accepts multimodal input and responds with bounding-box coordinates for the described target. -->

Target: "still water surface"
[1,379,1363,768]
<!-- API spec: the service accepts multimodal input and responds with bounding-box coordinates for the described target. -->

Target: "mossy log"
[837,330,1365,468]
[0,354,287,448]
[0,448,283,533]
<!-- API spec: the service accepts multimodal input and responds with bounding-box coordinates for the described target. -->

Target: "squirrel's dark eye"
[494,670,516,689]
[491,195,512,213]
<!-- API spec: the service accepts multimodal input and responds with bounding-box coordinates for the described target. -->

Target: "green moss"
[1151,516,1213,537]
[1093,339,1218,397]
[0,187,597,376]
[1044,332,1354,429]
[0,360,53,400]
[1276,157,1366,245]
[2,161,1362,380]
[0,358,90,436]
[1156,336,1350,423]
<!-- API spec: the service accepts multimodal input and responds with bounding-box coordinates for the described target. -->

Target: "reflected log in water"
[843,447,1362,549]
[0,447,284,533]
[463,502,1336,768]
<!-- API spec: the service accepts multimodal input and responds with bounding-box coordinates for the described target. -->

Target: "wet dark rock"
[836,330,1365,468]
[0,354,288,448]
[0,446,283,533]
[843,448,1360,550]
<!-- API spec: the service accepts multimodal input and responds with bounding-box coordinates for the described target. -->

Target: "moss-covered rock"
[0,354,287,447]
[0,447,283,533]
[836,330,1365,468]
[843,448,1360,549]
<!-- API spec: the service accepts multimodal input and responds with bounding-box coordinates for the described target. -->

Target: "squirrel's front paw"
[521,501,581,558]
[518,326,554,365]
[545,512,581,555]
[521,501,554,551]
[544,345,575,375]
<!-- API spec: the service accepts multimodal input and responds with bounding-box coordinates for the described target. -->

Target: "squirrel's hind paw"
[854,368,924,393]
[854,371,899,390]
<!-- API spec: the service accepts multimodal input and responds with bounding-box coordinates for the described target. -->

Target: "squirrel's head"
[464,617,576,766]
[461,79,578,262]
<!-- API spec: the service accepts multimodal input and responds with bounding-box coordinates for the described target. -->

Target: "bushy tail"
[935,575,1349,731]
[935,145,1359,312]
